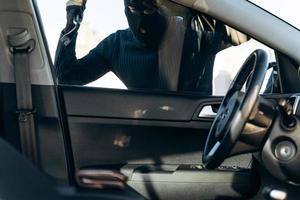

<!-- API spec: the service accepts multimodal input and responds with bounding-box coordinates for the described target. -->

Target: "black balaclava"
[124,0,167,47]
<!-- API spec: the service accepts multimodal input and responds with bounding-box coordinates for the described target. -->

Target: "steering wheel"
[203,49,269,169]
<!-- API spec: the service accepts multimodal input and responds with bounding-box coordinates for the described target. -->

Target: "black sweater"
[55,27,228,94]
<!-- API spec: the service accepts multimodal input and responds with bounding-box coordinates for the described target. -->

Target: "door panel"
[60,85,258,199]
[69,118,208,168]
[62,86,220,121]
[61,85,221,167]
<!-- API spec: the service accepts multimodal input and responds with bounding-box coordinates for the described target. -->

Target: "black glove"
[64,0,87,32]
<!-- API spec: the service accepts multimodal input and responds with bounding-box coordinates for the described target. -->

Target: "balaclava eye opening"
[124,0,167,47]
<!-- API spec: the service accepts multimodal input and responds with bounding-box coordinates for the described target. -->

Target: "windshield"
[249,0,300,30]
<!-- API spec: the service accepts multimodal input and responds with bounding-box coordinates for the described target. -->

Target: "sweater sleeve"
[54,31,117,85]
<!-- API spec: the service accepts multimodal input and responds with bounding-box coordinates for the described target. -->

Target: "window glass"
[213,39,275,96]
[36,0,276,95]
[37,0,128,89]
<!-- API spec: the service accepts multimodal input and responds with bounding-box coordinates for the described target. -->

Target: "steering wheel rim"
[202,49,269,169]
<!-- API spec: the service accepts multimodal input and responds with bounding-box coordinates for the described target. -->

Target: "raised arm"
[54,0,111,85]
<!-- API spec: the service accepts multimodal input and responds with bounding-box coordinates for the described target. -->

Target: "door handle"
[198,105,218,118]
[76,169,127,189]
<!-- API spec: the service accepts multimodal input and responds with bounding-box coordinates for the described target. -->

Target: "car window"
[37,0,128,89]
[36,0,277,95]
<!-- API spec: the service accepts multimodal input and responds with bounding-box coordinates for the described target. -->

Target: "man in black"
[55,0,231,94]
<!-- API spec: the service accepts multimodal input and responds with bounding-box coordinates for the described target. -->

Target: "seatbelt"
[158,16,186,91]
[8,29,38,164]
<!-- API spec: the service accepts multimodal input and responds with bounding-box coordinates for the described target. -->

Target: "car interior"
[0,0,300,200]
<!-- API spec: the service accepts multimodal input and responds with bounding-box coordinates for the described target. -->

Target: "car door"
[34,1,273,199]
[59,85,260,200]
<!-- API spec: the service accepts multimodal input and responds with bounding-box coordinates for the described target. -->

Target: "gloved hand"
[64,0,87,31]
